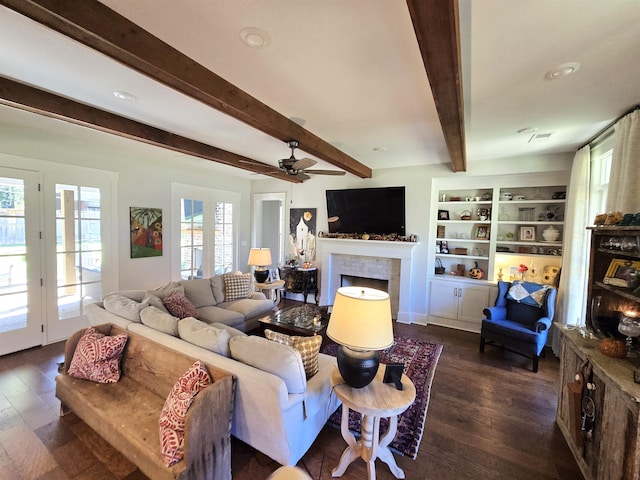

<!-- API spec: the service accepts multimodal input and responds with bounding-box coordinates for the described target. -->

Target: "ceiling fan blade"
[295,172,311,181]
[303,169,347,176]
[292,157,316,170]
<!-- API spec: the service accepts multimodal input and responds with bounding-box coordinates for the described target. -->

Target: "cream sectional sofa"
[85,273,341,466]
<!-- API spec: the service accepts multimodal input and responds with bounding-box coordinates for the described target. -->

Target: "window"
[214,202,234,275]
[180,199,204,279]
[55,184,103,320]
[589,131,614,220]
[173,184,239,280]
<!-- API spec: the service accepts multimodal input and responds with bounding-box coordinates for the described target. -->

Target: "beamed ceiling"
[0,1,638,181]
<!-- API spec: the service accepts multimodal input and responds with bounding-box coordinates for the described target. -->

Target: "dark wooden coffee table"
[258,305,330,347]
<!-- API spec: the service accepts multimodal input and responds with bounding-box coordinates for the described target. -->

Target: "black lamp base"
[254,269,269,283]
[336,345,380,388]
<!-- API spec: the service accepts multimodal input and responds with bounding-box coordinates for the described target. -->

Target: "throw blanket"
[507,281,550,307]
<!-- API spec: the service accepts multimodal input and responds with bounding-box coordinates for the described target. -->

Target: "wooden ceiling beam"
[407,0,467,172]
[0,76,301,183]
[0,0,372,179]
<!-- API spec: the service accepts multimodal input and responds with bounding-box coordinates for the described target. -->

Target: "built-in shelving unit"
[428,173,569,332]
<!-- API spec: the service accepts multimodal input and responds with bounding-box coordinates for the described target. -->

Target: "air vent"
[528,132,553,143]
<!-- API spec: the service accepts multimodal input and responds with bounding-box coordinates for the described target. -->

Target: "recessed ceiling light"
[113,90,137,101]
[517,127,538,135]
[240,27,271,48]
[373,146,388,152]
[545,62,581,80]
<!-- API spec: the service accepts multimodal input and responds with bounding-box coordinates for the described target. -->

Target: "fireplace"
[318,238,417,323]
[341,274,389,293]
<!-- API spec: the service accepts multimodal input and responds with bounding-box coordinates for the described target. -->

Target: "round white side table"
[254,279,285,305]
[330,365,416,480]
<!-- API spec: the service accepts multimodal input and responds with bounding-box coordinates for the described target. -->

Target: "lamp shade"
[247,248,272,267]
[327,286,394,351]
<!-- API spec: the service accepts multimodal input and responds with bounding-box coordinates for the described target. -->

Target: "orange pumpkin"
[598,338,626,358]
[469,262,484,280]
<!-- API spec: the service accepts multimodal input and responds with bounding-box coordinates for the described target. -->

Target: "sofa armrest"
[535,316,552,333]
[483,306,506,321]
[181,375,236,480]
[250,291,267,300]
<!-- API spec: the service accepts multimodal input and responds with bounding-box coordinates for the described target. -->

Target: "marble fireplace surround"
[317,238,416,323]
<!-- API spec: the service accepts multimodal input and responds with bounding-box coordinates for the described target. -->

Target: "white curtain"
[607,110,640,213]
[552,145,591,355]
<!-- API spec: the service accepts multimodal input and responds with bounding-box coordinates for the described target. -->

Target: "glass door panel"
[47,184,102,341]
[0,169,42,355]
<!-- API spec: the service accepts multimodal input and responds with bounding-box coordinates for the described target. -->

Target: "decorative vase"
[542,226,560,242]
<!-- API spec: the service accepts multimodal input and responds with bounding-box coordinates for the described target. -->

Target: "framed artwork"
[130,207,163,258]
[474,225,490,239]
[438,209,450,220]
[289,208,317,261]
[520,226,536,241]
[437,225,445,238]
[268,267,280,282]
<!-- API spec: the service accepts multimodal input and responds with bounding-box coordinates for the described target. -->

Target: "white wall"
[0,110,575,313]
[251,152,574,321]
[0,113,254,291]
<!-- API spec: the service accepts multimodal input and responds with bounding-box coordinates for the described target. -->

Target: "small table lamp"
[327,286,394,388]
[248,247,272,283]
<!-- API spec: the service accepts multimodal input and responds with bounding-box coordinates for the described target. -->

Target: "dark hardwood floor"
[0,300,583,479]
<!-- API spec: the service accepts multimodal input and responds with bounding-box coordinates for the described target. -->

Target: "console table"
[279,267,319,304]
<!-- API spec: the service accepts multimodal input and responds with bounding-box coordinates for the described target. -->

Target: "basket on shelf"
[435,258,445,274]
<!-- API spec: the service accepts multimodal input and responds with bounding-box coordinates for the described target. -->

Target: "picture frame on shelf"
[267,267,280,282]
[603,258,640,288]
[437,225,445,238]
[438,209,450,220]
[474,225,490,239]
[520,226,536,241]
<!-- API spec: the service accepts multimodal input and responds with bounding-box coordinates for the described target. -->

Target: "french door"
[0,164,114,356]
[0,168,43,355]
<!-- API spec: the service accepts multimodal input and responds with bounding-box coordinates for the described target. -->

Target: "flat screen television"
[325,186,405,236]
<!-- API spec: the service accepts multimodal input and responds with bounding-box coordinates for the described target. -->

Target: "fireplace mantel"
[317,238,417,323]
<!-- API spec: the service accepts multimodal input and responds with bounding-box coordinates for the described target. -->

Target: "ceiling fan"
[276,140,346,180]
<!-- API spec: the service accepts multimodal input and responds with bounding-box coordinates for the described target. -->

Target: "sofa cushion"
[196,306,244,328]
[141,292,169,313]
[218,298,274,319]
[224,273,252,301]
[68,327,128,383]
[159,360,212,467]
[178,317,231,357]
[140,306,180,336]
[229,335,306,394]
[211,275,226,304]
[264,330,322,379]
[164,290,199,319]
[103,294,145,322]
[150,281,184,300]
[209,322,246,339]
[181,278,216,308]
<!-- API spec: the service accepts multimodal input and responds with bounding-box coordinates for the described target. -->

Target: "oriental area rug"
[322,335,443,459]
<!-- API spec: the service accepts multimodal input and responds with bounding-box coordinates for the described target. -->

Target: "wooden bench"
[56,324,235,480]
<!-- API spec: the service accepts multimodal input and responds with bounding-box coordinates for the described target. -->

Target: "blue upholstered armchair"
[480,281,557,372]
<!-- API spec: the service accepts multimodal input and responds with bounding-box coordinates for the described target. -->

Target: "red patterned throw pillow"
[163,290,198,319]
[67,327,128,383]
[159,360,212,466]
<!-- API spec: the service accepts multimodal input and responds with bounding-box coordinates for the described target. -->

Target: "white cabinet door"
[429,279,491,332]
[458,284,490,324]
[429,281,458,319]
